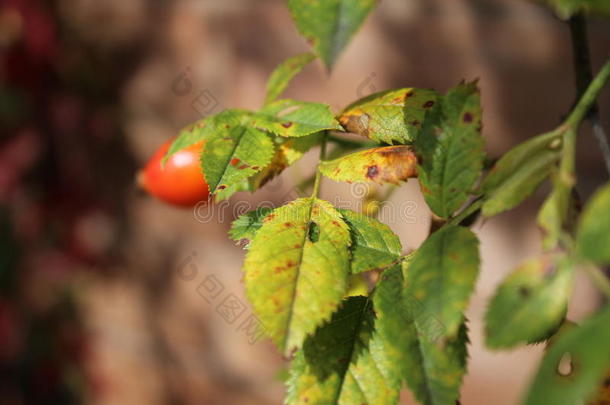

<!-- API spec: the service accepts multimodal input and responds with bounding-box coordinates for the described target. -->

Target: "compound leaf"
[265,53,316,105]
[338,88,439,144]
[523,305,610,405]
[252,99,342,138]
[338,209,402,274]
[374,264,469,405]
[576,183,610,265]
[244,198,351,355]
[202,112,274,196]
[286,296,399,405]
[320,145,418,185]
[417,81,485,218]
[484,255,573,348]
[287,0,376,70]
[405,225,480,337]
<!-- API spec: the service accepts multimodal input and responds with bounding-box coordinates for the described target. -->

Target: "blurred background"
[1,0,609,404]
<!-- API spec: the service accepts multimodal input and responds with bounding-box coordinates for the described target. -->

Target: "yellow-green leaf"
[287,0,376,70]
[201,112,274,196]
[484,255,573,348]
[576,183,610,265]
[524,305,610,405]
[416,81,485,218]
[374,264,469,405]
[320,145,418,185]
[286,296,399,405]
[405,225,480,338]
[265,53,315,105]
[244,198,351,355]
[481,131,561,217]
[338,88,439,144]
[338,209,402,274]
[252,99,342,138]
[229,207,274,249]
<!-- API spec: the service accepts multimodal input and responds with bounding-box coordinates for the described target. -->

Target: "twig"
[568,15,610,176]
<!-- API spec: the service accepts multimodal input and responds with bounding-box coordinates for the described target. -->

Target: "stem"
[448,198,484,227]
[565,59,610,128]
[582,263,610,299]
[568,15,610,175]
[311,132,328,198]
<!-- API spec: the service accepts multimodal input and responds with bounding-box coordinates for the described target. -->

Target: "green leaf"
[338,209,402,274]
[576,183,610,265]
[265,53,316,106]
[523,305,610,405]
[202,112,274,196]
[338,88,439,144]
[374,264,469,405]
[250,133,323,190]
[417,81,485,219]
[484,255,573,349]
[405,225,480,337]
[286,296,399,405]
[537,171,578,250]
[251,99,342,138]
[287,0,376,70]
[163,109,246,164]
[229,207,275,249]
[244,198,351,355]
[481,131,561,217]
[320,145,418,185]
[541,0,610,18]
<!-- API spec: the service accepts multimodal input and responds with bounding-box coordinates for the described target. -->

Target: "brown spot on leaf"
[238,164,249,170]
[463,112,473,123]
[218,185,227,190]
[366,165,379,179]
[284,222,292,228]
[251,166,260,170]
[423,100,435,108]
[411,120,420,126]
[406,90,414,98]
[230,158,240,167]
[281,121,293,128]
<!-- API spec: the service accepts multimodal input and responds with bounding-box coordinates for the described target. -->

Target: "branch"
[568,15,610,176]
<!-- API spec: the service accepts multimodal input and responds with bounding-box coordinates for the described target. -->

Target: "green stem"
[565,60,610,128]
[311,132,328,198]
[448,198,484,227]
[582,263,610,299]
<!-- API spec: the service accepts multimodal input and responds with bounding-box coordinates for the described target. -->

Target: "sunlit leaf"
[338,209,402,274]
[251,99,342,138]
[524,305,610,405]
[201,112,274,196]
[265,53,316,105]
[250,133,323,189]
[287,0,376,70]
[484,255,572,348]
[229,207,275,249]
[416,81,485,218]
[338,88,439,144]
[320,145,418,185]
[163,109,247,164]
[374,264,469,405]
[244,198,351,355]
[286,296,399,405]
[405,225,480,337]
[576,183,610,265]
